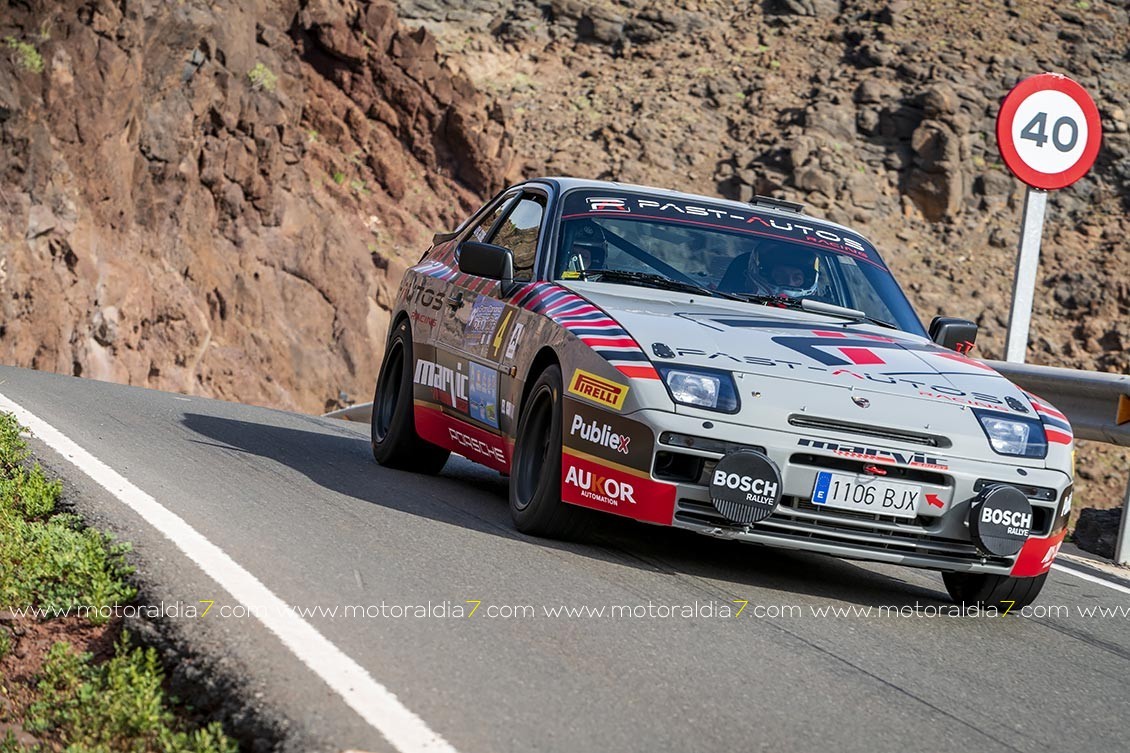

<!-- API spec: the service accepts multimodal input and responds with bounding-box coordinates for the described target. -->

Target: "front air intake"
[787,415,951,448]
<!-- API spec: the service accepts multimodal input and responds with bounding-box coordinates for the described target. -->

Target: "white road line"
[0,393,458,753]
[1052,563,1130,597]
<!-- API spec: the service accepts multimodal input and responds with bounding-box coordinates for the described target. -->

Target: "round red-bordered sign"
[996,73,1102,190]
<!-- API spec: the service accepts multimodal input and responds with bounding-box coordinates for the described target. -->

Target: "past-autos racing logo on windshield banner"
[565,189,883,267]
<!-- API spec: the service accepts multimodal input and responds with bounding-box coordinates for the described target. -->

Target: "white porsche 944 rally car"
[371,178,1073,608]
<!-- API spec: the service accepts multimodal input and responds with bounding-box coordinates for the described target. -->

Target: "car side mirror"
[929,316,978,354]
[458,241,513,282]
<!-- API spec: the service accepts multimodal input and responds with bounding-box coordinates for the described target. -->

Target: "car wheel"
[371,318,450,474]
[509,364,589,538]
[942,571,1048,611]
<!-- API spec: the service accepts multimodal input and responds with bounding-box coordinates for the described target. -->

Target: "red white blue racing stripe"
[512,282,660,381]
[1023,390,1073,446]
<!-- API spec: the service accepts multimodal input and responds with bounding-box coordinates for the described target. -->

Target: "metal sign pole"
[1115,475,1130,566]
[1004,187,1048,363]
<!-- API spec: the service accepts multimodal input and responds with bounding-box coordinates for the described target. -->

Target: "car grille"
[674,496,1013,567]
[788,415,950,448]
[790,452,949,487]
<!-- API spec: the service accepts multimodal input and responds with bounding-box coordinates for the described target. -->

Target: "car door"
[432,189,549,450]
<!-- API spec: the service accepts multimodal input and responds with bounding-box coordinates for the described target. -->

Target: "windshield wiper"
[729,294,899,330]
[580,269,745,301]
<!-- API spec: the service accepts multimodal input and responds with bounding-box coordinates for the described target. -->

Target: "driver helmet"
[747,241,819,298]
[565,220,607,273]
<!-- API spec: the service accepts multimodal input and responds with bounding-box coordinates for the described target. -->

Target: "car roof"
[519,176,866,238]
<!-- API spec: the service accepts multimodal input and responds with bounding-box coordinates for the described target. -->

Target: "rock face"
[0,0,510,412]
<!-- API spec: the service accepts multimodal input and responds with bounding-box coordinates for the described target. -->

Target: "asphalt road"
[2,365,1129,753]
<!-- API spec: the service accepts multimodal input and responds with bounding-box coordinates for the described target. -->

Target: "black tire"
[509,364,589,538]
[942,571,1048,612]
[370,318,450,474]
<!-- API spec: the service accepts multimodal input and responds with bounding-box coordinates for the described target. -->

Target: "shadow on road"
[181,411,950,610]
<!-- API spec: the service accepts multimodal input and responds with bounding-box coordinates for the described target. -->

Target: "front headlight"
[656,366,740,413]
[972,409,1047,458]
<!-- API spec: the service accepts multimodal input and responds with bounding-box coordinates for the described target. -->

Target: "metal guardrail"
[326,362,1130,563]
[323,403,374,422]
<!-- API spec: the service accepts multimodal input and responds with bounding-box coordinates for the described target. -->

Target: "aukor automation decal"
[564,463,637,507]
[798,438,949,470]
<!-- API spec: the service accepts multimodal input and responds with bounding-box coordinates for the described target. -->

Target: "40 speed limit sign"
[997,73,1103,364]
[996,73,1102,190]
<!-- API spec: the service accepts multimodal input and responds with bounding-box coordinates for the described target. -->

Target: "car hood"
[565,282,1029,405]
[563,281,1045,441]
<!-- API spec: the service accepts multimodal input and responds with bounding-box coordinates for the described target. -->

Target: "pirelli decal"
[568,369,628,411]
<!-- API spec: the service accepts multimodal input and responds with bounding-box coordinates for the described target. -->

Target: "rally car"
[371,177,1074,609]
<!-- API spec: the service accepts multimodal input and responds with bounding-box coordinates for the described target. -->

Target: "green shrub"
[0,513,136,623]
[0,411,30,472]
[247,62,277,92]
[27,638,237,753]
[0,412,135,623]
[4,37,44,74]
[0,412,233,751]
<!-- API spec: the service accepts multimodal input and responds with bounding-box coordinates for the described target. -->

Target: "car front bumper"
[629,408,1072,575]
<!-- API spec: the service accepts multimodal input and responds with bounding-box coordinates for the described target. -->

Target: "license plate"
[811,471,921,519]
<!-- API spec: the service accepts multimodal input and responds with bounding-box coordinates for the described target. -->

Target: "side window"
[468,191,518,242]
[489,194,546,282]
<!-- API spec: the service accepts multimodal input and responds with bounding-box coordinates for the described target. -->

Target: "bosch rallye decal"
[970,485,1033,557]
[708,451,783,524]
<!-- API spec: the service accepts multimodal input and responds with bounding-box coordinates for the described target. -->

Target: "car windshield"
[553,189,926,334]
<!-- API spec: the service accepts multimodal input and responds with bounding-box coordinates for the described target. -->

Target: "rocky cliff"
[0,0,512,411]
[2,0,1127,504]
